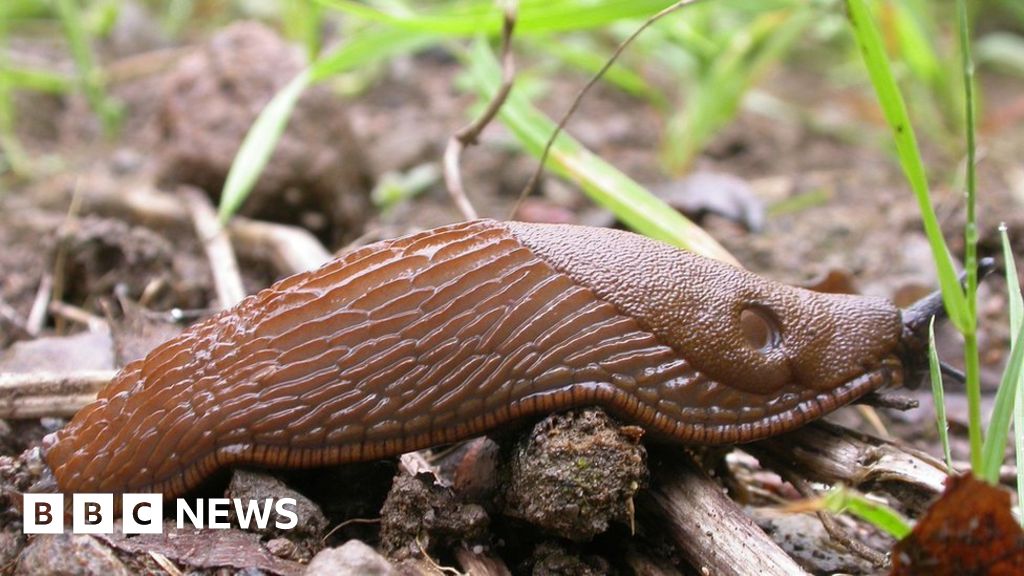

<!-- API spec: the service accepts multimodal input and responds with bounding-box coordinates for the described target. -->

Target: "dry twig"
[0,370,115,419]
[443,3,517,221]
[639,451,808,575]
[180,186,246,309]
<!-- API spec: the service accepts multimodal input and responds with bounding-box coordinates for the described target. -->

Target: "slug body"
[44,219,908,500]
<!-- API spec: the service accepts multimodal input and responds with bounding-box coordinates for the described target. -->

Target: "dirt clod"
[225,470,328,554]
[157,21,372,247]
[501,409,647,543]
[379,471,489,560]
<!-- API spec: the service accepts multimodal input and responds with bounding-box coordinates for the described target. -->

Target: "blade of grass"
[317,0,677,35]
[823,486,911,539]
[845,0,968,333]
[465,38,736,264]
[219,27,436,221]
[928,317,954,473]
[219,69,312,222]
[310,26,435,81]
[663,8,810,173]
[846,0,981,471]
[1002,224,1024,521]
[53,0,120,136]
[0,65,74,93]
[981,319,1024,484]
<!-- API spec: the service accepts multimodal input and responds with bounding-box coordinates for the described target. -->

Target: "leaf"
[891,474,1024,575]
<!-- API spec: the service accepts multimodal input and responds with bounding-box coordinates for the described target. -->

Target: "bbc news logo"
[23,494,298,534]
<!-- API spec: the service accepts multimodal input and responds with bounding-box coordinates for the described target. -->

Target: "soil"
[1,7,1022,576]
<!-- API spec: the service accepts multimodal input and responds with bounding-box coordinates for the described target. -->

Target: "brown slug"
[42,219,935,501]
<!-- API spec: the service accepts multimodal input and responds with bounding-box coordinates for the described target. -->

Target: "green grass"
[218,25,437,222]
[659,4,812,174]
[220,0,814,227]
[846,0,1022,490]
[823,486,911,539]
[1004,225,1024,522]
[927,318,954,473]
[53,0,121,137]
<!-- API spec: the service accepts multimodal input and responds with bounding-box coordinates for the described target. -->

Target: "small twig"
[320,517,381,544]
[180,186,246,309]
[513,0,704,218]
[416,535,464,575]
[147,551,184,576]
[443,3,517,221]
[51,184,85,335]
[48,301,107,332]
[227,218,331,275]
[855,405,890,439]
[747,420,948,515]
[0,370,115,419]
[859,392,919,412]
[26,273,53,337]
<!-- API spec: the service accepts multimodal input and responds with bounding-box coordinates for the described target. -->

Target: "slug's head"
[650,269,908,398]
[505,222,961,442]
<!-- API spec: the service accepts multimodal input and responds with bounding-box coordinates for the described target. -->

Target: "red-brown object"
[891,474,1024,575]
[44,220,912,501]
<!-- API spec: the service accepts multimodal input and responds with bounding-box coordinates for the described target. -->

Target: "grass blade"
[465,38,737,264]
[318,0,677,35]
[981,316,1024,484]
[310,26,436,81]
[1002,225,1024,519]
[0,65,73,93]
[220,27,435,221]
[928,317,954,473]
[53,0,120,136]
[218,70,311,222]
[823,486,911,539]
[844,0,968,333]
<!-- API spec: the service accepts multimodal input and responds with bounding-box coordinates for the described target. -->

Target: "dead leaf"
[891,474,1024,575]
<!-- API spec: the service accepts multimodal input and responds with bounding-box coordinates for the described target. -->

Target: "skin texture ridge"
[43,219,905,501]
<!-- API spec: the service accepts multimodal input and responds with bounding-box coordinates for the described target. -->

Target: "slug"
[42,219,934,501]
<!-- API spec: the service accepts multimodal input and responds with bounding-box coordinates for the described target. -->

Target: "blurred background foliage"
[1,0,1022,183]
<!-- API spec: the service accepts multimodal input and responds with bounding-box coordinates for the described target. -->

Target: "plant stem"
[965,332,983,471]
[956,0,982,473]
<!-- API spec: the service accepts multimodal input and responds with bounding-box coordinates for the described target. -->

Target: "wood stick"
[0,371,115,419]
[180,186,246,309]
[639,451,808,576]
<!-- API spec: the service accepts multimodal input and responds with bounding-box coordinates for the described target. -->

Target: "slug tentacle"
[44,219,907,501]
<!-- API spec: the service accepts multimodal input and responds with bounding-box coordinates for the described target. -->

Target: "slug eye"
[740,306,782,352]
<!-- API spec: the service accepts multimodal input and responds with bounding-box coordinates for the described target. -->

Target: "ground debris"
[16,533,130,576]
[379,471,489,560]
[304,539,398,576]
[501,409,647,542]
